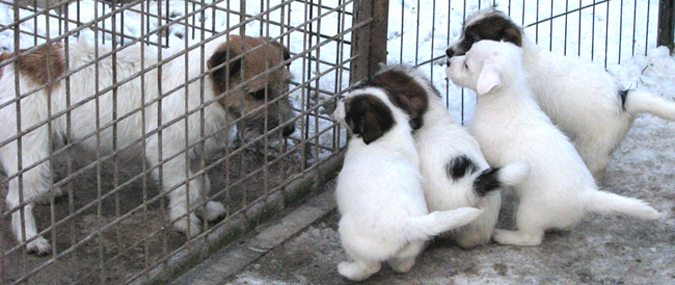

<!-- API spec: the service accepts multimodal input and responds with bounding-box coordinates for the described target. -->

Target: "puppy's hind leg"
[574,119,631,179]
[492,203,546,246]
[387,241,426,274]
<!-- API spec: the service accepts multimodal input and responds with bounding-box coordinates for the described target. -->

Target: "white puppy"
[333,86,482,281]
[363,65,530,248]
[446,40,663,246]
[446,8,675,178]
[0,35,295,255]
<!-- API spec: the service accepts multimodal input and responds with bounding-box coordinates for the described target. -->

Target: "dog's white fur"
[448,9,675,178]
[0,36,292,255]
[446,40,662,246]
[377,65,529,248]
[333,87,482,281]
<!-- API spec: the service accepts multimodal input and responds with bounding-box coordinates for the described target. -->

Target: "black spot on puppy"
[473,168,503,196]
[618,89,629,111]
[447,155,480,180]
[344,95,395,144]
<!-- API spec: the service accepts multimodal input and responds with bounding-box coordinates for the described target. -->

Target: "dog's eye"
[250,89,267,100]
[464,62,469,69]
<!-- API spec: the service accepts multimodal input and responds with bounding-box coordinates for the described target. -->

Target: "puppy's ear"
[502,27,522,47]
[345,95,394,144]
[208,45,242,91]
[476,59,501,95]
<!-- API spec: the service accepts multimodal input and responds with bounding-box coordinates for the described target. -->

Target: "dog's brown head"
[446,8,523,58]
[207,35,295,142]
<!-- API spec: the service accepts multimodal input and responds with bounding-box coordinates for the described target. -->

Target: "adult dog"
[0,35,296,255]
[333,85,481,281]
[363,65,530,248]
[446,8,675,178]
[446,40,662,246]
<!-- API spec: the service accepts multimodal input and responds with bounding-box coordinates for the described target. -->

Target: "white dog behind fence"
[446,40,662,246]
[333,86,482,281]
[0,34,296,255]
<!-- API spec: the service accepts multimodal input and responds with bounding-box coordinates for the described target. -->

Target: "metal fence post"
[658,0,675,53]
[350,0,389,84]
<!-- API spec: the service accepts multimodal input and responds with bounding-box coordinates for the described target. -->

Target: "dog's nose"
[282,124,295,137]
[446,48,455,58]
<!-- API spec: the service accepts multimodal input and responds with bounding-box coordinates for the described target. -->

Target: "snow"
[0,0,672,154]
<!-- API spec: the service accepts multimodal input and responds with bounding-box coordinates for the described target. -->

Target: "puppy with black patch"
[446,40,663,246]
[333,86,482,281]
[363,65,530,248]
[446,8,675,179]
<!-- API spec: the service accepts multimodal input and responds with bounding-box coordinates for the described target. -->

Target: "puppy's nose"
[282,124,295,137]
[446,48,455,58]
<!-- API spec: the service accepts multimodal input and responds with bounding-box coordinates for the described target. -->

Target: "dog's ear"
[345,95,394,144]
[208,45,242,91]
[502,27,522,47]
[476,58,501,95]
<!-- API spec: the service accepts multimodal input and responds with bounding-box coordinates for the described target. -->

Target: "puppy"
[0,35,296,255]
[446,40,662,246]
[446,8,675,178]
[333,86,482,281]
[363,65,530,248]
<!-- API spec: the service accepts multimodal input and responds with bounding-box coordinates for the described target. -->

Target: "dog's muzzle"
[446,48,455,59]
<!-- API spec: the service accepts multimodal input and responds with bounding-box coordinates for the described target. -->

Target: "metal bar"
[350,0,388,84]
[658,0,674,52]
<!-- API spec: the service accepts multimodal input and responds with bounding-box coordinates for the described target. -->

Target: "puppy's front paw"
[173,214,202,238]
[204,201,227,222]
[26,237,51,256]
[338,261,380,282]
[492,229,543,246]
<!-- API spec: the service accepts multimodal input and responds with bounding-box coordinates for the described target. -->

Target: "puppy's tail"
[585,190,664,220]
[474,160,531,196]
[624,89,675,121]
[402,207,483,242]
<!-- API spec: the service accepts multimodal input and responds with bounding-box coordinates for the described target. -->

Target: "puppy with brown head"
[333,86,482,281]
[447,8,675,179]
[0,35,295,255]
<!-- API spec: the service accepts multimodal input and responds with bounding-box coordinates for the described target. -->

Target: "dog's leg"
[492,204,545,246]
[387,241,426,273]
[337,260,382,282]
[454,193,501,248]
[145,136,203,237]
[2,128,53,255]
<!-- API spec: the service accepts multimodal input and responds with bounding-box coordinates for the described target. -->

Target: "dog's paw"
[204,201,227,222]
[26,237,51,256]
[173,214,202,238]
[388,258,415,274]
[338,261,380,282]
[492,229,543,246]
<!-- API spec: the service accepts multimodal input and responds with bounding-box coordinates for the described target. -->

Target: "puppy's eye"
[464,62,469,69]
[250,89,267,100]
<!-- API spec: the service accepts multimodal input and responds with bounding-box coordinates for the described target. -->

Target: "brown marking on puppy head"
[366,68,429,130]
[447,9,523,58]
[9,43,65,89]
[344,94,395,144]
[208,35,295,140]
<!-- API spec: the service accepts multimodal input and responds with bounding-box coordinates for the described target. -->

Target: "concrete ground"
[180,115,675,284]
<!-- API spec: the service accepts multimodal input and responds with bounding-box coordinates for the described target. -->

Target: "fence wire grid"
[0,0,666,284]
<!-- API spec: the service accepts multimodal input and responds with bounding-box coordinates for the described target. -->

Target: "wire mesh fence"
[0,0,668,284]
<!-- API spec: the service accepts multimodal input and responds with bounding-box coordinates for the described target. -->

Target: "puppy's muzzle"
[282,124,295,137]
[446,48,455,58]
